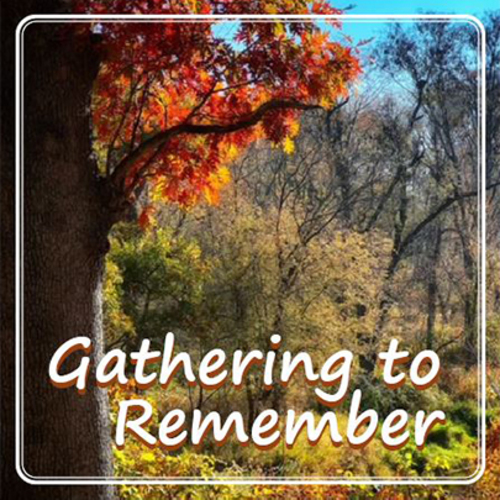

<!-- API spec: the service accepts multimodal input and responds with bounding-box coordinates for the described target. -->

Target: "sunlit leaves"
[283,136,295,155]
[83,0,361,210]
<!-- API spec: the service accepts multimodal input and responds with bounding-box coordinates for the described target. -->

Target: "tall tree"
[3,1,361,498]
[361,20,488,370]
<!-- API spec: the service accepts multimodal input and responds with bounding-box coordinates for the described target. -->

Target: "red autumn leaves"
[80,1,361,226]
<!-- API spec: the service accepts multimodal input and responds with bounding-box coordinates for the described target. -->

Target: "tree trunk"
[454,200,478,368]
[2,8,114,499]
[426,226,441,350]
[463,283,478,367]
[359,161,410,375]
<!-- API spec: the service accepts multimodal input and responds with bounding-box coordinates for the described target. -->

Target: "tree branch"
[388,179,500,276]
[110,98,323,193]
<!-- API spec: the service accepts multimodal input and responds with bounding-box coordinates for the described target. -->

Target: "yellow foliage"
[204,167,232,205]
[288,119,300,137]
[283,136,295,155]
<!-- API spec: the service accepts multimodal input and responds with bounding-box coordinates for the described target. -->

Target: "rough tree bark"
[2,3,115,499]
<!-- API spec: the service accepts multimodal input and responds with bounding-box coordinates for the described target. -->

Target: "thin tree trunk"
[426,226,441,350]
[454,199,478,367]
[246,383,256,428]
[359,161,409,374]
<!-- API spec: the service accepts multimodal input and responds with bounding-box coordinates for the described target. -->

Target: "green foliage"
[448,401,481,437]
[104,223,209,350]
[97,12,500,487]
[385,420,476,479]
[103,205,486,494]
[349,374,453,418]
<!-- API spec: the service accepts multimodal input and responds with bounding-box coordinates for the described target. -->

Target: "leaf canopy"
[76,1,361,223]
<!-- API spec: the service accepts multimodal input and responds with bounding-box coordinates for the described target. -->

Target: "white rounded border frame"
[15,13,487,486]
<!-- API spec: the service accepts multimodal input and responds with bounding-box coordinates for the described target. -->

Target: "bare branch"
[388,180,500,276]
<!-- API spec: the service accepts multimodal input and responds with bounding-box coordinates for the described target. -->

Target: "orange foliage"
[76,1,361,209]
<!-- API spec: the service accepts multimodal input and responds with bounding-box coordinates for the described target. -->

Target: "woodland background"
[1,3,499,500]
[102,14,500,499]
